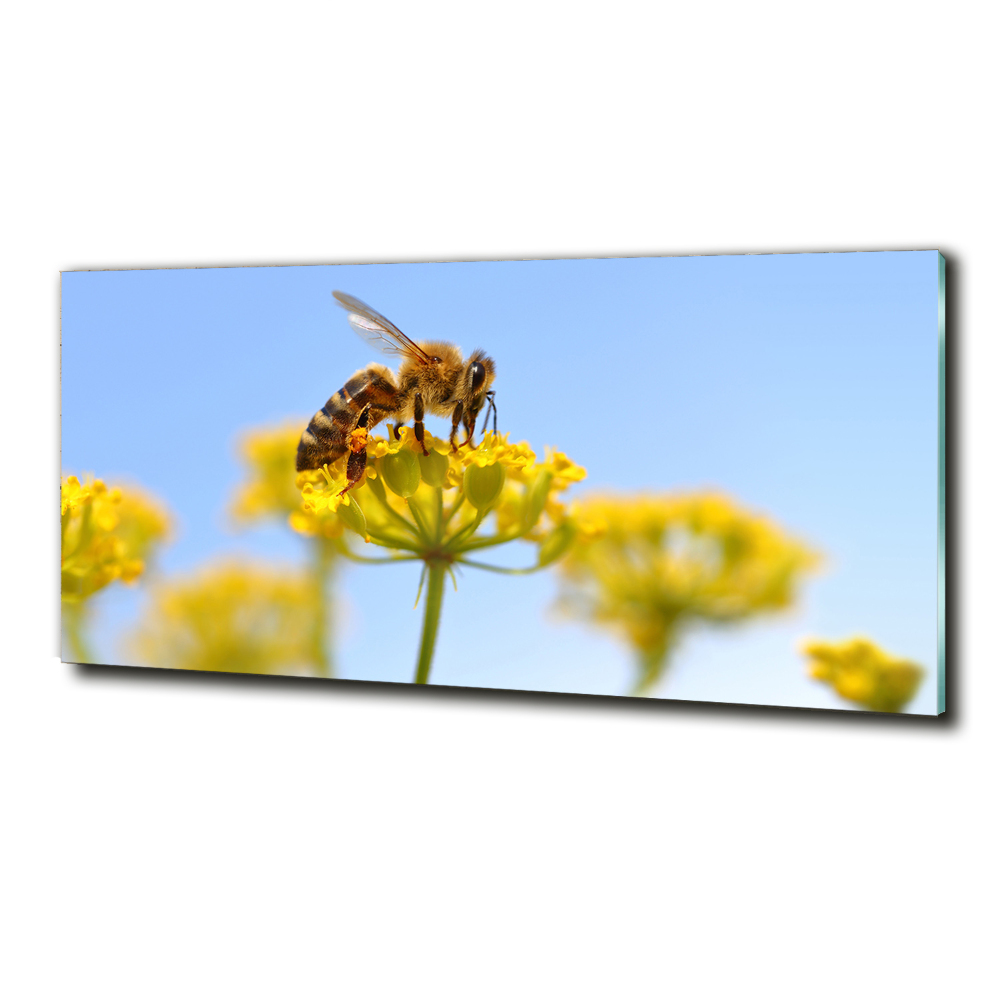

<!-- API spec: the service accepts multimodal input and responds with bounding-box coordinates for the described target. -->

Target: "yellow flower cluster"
[555,491,821,694]
[61,475,171,603]
[229,421,345,540]
[802,637,925,713]
[293,428,586,685]
[295,429,586,565]
[128,561,326,676]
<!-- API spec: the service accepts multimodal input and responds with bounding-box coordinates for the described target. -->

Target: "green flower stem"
[414,559,447,685]
[337,550,422,565]
[311,536,338,678]
[435,489,445,539]
[63,601,94,664]
[441,490,466,529]
[443,509,487,550]
[364,529,424,552]
[456,557,550,575]
[371,490,422,538]
[452,528,526,552]
[631,639,673,697]
[406,495,435,545]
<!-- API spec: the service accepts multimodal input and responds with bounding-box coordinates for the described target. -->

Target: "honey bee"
[296,291,498,493]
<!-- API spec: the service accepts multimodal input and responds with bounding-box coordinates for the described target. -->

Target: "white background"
[2,2,995,997]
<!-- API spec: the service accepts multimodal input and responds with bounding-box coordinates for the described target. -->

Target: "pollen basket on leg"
[349,427,368,454]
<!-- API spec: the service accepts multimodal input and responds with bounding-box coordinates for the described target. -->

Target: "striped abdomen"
[296,363,399,472]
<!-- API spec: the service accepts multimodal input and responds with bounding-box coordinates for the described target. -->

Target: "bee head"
[463,350,497,436]
[464,350,495,404]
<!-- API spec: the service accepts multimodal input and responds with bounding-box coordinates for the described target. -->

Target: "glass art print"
[60,251,946,714]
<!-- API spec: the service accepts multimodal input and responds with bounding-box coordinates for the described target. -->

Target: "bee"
[296,291,498,493]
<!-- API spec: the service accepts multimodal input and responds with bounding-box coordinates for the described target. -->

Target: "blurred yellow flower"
[61,475,171,604]
[230,421,304,523]
[539,447,588,491]
[128,560,327,676]
[555,491,821,695]
[229,420,343,675]
[802,637,925,713]
[230,420,346,540]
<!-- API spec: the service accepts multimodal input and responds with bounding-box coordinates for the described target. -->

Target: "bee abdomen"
[296,389,355,472]
[296,364,401,473]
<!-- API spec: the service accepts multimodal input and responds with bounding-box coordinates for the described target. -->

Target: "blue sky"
[61,251,941,713]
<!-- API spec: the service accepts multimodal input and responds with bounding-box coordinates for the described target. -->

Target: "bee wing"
[332,291,433,364]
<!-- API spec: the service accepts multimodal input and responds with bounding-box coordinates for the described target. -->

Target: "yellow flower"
[539,447,588,491]
[555,491,821,695]
[295,429,587,563]
[128,560,327,676]
[368,424,430,459]
[290,425,587,687]
[459,431,536,474]
[60,474,98,516]
[61,475,171,603]
[802,637,925,713]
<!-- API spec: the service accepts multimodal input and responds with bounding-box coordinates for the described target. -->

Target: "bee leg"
[413,392,430,457]
[339,405,370,495]
[458,406,477,449]
[342,450,368,495]
[449,401,464,451]
[392,423,403,441]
